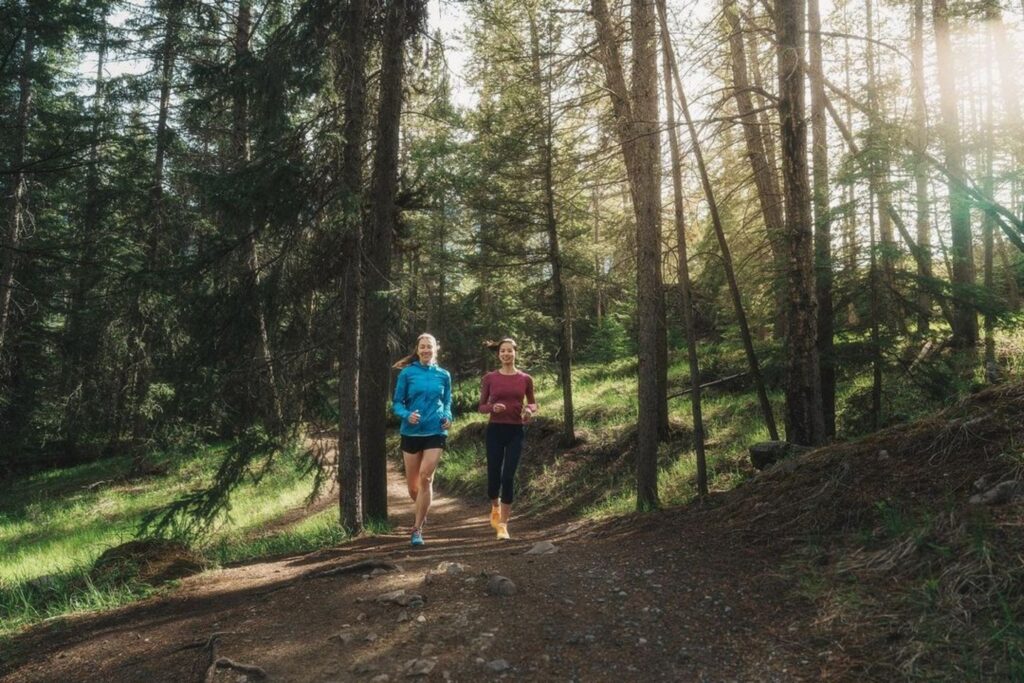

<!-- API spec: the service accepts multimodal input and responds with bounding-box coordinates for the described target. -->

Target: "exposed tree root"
[311,558,398,579]
[258,558,398,596]
[202,634,267,682]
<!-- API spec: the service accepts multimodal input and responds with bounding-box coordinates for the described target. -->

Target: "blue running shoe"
[411,529,424,547]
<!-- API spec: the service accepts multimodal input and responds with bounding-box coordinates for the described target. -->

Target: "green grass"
[437,343,783,518]
[0,443,356,639]
[4,327,1022,653]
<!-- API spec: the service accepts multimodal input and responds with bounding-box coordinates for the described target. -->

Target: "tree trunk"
[932,0,978,348]
[869,195,882,430]
[232,0,284,431]
[808,0,834,438]
[658,0,707,495]
[778,0,825,446]
[723,0,787,340]
[527,10,574,447]
[0,26,33,358]
[983,25,997,382]
[657,1,779,442]
[63,17,108,444]
[866,0,899,329]
[590,0,661,510]
[360,0,421,521]
[128,6,178,451]
[912,0,933,333]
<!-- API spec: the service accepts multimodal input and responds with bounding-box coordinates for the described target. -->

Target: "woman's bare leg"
[414,448,443,530]
[403,451,422,505]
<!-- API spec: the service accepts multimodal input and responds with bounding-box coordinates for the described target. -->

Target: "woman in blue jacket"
[392,333,452,547]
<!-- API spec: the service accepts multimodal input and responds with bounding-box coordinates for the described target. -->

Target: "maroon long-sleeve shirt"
[478,370,538,425]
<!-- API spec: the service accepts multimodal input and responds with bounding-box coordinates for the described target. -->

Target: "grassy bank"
[0,442,350,638]
[436,330,1024,519]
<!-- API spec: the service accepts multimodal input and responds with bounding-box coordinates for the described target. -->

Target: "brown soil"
[0,471,821,682]
[3,384,1020,682]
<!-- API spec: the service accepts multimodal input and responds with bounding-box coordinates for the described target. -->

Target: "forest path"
[2,461,823,682]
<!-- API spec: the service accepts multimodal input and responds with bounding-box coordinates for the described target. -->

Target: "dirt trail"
[2,463,823,682]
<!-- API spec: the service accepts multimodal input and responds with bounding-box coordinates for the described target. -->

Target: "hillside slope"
[2,384,1021,682]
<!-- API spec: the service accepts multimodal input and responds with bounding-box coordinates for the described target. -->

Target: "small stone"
[370,567,392,578]
[486,575,517,596]
[524,541,558,555]
[329,631,356,645]
[437,561,466,575]
[970,480,1024,505]
[416,615,426,624]
[397,610,409,623]
[365,633,378,643]
[486,659,511,673]
[403,659,435,677]
[421,643,435,656]
[638,638,647,645]
[475,657,485,665]
[352,662,379,674]
[357,613,367,621]
[877,449,890,460]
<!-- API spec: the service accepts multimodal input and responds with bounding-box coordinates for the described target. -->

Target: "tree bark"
[932,0,978,348]
[127,6,179,451]
[590,0,661,510]
[360,0,421,521]
[232,0,284,431]
[657,1,779,442]
[62,16,108,444]
[911,0,933,333]
[658,0,707,495]
[335,0,370,533]
[778,0,825,445]
[808,0,834,438]
[527,9,575,447]
[866,0,899,329]
[723,0,787,340]
[0,26,33,358]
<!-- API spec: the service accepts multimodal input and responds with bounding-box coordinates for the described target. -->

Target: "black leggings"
[486,424,524,504]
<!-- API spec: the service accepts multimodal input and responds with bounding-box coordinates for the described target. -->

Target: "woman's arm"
[478,373,493,413]
[524,375,538,414]
[392,369,411,419]
[441,371,453,423]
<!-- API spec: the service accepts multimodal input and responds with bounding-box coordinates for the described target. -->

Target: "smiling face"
[416,335,437,365]
[498,341,516,366]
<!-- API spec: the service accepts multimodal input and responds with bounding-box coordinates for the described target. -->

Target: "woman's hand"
[408,410,421,425]
[521,407,533,423]
[441,418,452,430]
[491,403,507,414]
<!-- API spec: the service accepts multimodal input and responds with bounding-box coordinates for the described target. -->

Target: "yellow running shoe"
[496,522,510,541]
[490,507,500,530]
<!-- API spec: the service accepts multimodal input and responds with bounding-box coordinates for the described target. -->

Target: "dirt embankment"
[3,384,1022,682]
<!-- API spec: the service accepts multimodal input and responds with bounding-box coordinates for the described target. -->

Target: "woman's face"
[498,342,516,365]
[417,336,437,364]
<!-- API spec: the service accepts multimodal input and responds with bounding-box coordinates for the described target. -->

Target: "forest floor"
[2,383,1022,682]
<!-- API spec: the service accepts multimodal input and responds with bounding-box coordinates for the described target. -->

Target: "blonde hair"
[393,333,439,369]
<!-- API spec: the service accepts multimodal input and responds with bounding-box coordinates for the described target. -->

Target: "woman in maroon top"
[479,338,538,540]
